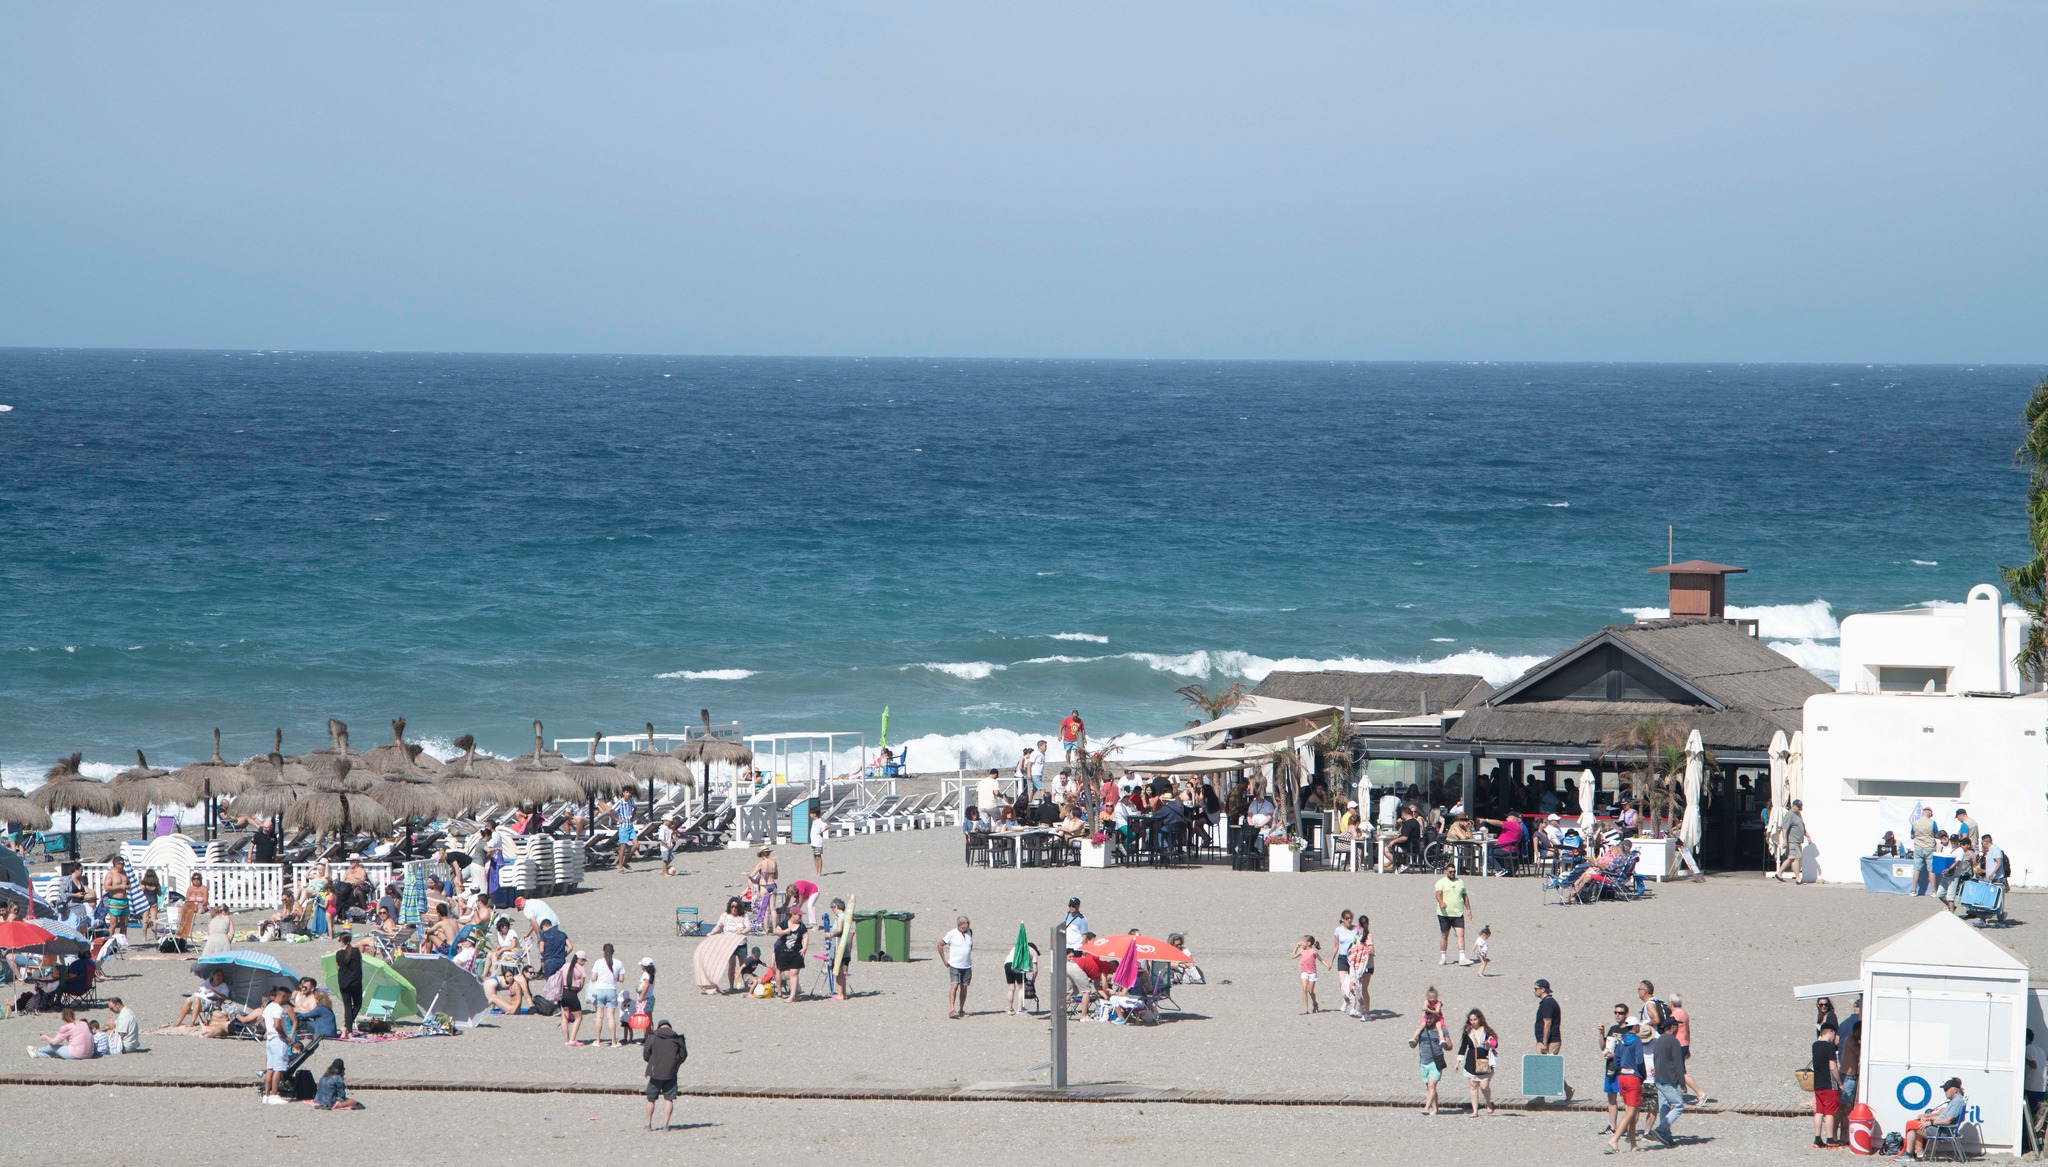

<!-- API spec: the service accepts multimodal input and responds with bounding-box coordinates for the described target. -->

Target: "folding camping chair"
[675,907,708,937]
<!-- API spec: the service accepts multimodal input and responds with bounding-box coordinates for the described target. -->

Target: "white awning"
[1176,696,1336,740]
[1792,980,1862,1001]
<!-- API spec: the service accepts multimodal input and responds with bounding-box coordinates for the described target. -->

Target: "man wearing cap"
[1776,799,1807,884]
[1434,865,1471,965]
[1897,1077,1969,1160]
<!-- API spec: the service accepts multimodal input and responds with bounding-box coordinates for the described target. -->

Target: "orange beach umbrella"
[1082,934,1193,965]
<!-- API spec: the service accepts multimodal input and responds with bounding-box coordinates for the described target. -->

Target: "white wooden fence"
[78,861,401,911]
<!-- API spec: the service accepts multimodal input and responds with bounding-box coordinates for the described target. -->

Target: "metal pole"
[1049,922,1067,1089]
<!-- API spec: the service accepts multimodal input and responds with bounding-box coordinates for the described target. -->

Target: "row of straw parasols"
[0,712,753,858]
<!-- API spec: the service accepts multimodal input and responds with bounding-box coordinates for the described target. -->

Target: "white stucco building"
[1836,583,2038,695]
[1802,584,2048,886]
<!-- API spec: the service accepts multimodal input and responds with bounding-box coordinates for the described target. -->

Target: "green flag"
[1009,921,1033,974]
[879,706,890,749]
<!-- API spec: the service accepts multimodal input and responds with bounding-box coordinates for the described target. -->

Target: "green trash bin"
[852,910,884,962]
[879,911,916,964]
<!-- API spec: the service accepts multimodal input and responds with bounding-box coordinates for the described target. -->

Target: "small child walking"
[1473,925,1491,976]
[1292,935,1330,1014]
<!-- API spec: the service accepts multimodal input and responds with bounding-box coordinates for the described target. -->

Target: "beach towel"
[692,932,748,992]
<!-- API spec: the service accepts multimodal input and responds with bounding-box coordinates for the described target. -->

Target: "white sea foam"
[888,726,1165,770]
[1048,632,1109,643]
[1120,648,1545,687]
[1544,501,1569,507]
[1016,655,1106,666]
[1431,637,1456,643]
[1624,599,1839,641]
[908,661,1005,680]
[1765,638,1841,681]
[1912,560,1938,566]
[655,668,758,681]
[0,404,13,413]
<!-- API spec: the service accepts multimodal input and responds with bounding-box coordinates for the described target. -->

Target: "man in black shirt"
[1811,1020,1842,1148]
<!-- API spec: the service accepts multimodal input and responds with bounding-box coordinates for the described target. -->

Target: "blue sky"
[3,2,2042,360]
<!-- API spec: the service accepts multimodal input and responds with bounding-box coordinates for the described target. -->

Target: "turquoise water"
[0,350,2035,782]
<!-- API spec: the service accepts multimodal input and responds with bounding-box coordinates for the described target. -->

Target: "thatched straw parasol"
[285,758,390,838]
[0,785,54,832]
[172,729,253,841]
[675,708,754,815]
[560,732,637,837]
[506,721,583,808]
[449,733,516,780]
[296,719,367,786]
[225,753,306,821]
[363,718,445,776]
[615,721,695,807]
[30,754,122,860]
[111,750,199,841]
[438,735,523,817]
[366,764,447,823]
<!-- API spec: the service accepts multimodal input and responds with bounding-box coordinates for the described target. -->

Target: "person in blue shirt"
[314,1058,363,1110]
[295,992,339,1039]
[1898,1077,1969,1160]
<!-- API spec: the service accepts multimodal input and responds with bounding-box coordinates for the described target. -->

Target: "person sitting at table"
[1054,808,1089,839]
[1478,813,1527,872]
[961,806,990,835]
[1155,792,1189,851]
[1873,830,1902,857]
[1444,815,1475,844]
[1246,788,1277,831]
[1380,805,1424,872]
[175,969,231,1027]
[1337,801,1365,840]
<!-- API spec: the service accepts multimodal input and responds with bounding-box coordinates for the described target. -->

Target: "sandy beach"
[6,825,2028,1163]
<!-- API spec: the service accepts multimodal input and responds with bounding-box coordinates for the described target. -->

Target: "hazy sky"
[3,3,2042,361]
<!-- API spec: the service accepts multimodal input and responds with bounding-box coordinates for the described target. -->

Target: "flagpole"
[1049,922,1067,1089]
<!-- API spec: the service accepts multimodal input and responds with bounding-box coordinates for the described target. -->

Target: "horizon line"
[1,345,2043,370]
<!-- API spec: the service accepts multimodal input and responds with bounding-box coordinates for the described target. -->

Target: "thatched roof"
[226,762,305,818]
[614,722,694,785]
[562,733,637,798]
[508,723,582,804]
[366,768,446,821]
[675,709,753,768]
[285,789,391,836]
[0,787,54,830]
[448,734,516,780]
[1252,670,1495,717]
[1446,618,1829,753]
[111,750,199,813]
[172,729,253,797]
[362,718,445,775]
[30,754,122,816]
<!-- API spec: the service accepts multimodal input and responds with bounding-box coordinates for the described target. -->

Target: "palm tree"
[2000,375,2048,683]
[1175,682,1246,722]
[1598,717,1689,835]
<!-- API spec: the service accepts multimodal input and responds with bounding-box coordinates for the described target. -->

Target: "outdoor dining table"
[987,828,1058,868]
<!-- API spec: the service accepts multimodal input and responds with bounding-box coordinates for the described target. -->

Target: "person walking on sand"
[1606,1020,1648,1153]
[1669,991,1704,1101]
[642,1019,687,1131]
[1775,799,1807,883]
[1473,925,1491,976]
[1599,1002,1631,1138]
[1435,865,1471,965]
[1533,978,1574,1100]
[1649,1018,1687,1147]
[1459,1008,1500,1116]
[1411,987,1450,1115]
[1812,1019,1842,1149]
[553,950,588,1046]
[1333,910,1361,1009]
[1293,935,1330,1014]
[1059,710,1084,763]
[939,915,974,1018]
[1350,916,1376,1019]
[773,905,808,1004]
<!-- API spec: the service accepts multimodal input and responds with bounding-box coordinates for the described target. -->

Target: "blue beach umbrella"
[0,881,54,918]
[36,918,90,957]
[195,949,300,1006]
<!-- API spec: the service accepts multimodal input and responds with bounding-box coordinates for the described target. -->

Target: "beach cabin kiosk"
[1861,912,2028,1156]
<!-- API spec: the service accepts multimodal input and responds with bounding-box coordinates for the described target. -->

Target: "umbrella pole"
[70,807,80,861]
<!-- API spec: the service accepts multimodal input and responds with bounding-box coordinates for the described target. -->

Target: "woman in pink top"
[1669,993,1704,1100]
[30,1008,95,1059]
[784,880,820,927]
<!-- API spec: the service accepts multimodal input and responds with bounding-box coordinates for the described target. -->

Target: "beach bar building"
[1296,562,1829,870]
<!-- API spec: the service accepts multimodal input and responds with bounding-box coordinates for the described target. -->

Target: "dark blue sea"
[0,350,2035,786]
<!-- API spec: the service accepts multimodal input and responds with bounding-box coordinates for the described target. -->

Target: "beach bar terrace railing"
[79,861,396,911]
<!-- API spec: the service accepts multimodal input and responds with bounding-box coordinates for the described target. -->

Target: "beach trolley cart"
[1957,879,2009,927]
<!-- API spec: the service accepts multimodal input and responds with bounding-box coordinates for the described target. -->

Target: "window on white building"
[1876,666,1950,693]
[1851,778,1965,799]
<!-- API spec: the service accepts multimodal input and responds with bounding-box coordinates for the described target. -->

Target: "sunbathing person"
[174,969,231,1027]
